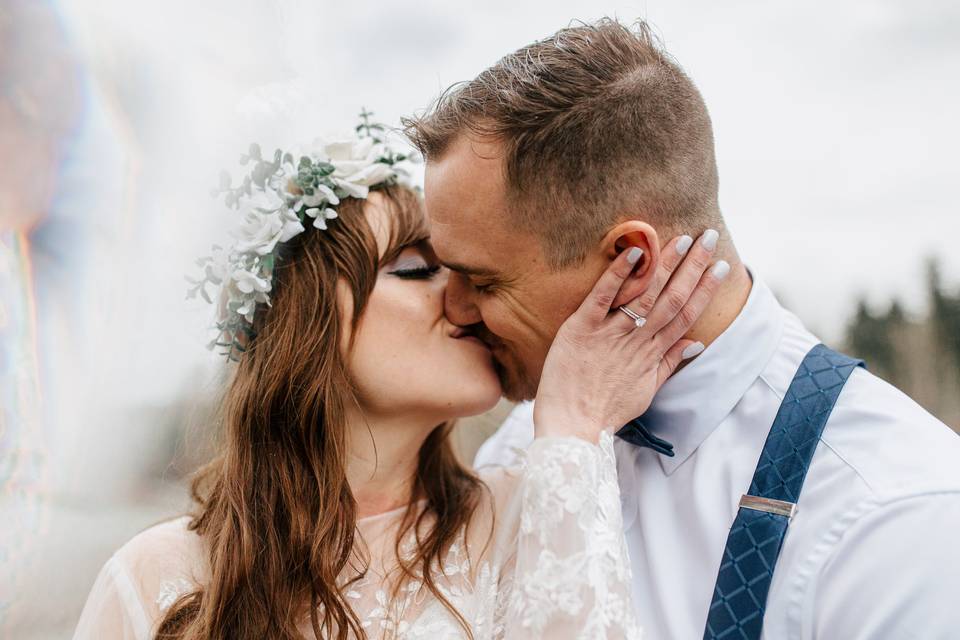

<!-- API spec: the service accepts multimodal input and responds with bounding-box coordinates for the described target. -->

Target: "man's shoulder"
[769,369,960,637]
[820,366,960,500]
[762,316,960,500]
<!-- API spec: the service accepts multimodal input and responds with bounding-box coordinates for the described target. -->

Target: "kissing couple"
[75,17,960,640]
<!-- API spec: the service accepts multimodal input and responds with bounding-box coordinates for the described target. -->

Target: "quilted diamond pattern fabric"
[702,345,863,640]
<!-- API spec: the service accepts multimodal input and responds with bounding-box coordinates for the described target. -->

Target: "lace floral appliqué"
[115,433,641,640]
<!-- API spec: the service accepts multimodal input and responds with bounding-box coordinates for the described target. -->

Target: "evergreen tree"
[929,259,960,371]
[847,299,897,380]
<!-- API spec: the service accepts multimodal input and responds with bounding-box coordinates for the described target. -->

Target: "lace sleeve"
[73,556,150,640]
[501,431,642,640]
[72,517,200,640]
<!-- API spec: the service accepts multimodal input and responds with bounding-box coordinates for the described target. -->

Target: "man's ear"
[600,220,661,309]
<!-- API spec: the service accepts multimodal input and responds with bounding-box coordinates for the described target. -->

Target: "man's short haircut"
[404,18,721,269]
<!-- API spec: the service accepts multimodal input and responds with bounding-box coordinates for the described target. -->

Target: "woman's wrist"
[533,408,605,443]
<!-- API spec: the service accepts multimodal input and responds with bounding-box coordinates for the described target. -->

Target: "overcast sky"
[44,0,960,406]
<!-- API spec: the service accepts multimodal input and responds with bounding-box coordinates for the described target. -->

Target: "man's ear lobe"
[601,222,661,309]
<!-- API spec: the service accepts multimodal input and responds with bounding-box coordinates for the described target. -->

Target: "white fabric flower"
[234,201,304,256]
[232,269,271,295]
[294,183,339,211]
[231,267,271,323]
[278,207,305,242]
[236,292,269,323]
[203,246,232,285]
[308,137,398,199]
[334,162,394,198]
[323,136,375,164]
[245,188,284,214]
[269,164,297,195]
[234,212,280,255]
[305,207,339,230]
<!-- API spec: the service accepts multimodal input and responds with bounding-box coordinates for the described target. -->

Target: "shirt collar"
[642,269,785,475]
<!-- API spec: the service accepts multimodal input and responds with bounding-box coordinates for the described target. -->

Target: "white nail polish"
[676,235,693,255]
[701,229,719,251]
[682,342,705,359]
[711,260,730,280]
[627,247,643,264]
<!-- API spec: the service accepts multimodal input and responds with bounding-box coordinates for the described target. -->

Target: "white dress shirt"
[474,273,960,639]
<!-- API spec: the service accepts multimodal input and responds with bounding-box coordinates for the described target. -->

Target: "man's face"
[424,135,605,400]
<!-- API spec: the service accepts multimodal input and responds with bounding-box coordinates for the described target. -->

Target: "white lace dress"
[73,433,641,639]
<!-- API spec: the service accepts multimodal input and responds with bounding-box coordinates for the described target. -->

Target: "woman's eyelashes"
[389,264,442,280]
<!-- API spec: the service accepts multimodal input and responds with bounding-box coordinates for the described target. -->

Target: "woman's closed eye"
[386,246,442,280]
[384,242,445,280]
[390,264,442,279]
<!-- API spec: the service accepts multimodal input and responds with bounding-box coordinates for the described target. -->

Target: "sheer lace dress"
[74,433,641,639]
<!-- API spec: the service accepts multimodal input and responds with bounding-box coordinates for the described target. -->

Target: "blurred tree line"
[845,259,960,432]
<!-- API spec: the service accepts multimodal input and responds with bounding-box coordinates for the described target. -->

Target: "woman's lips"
[458,335,488,348]
[450,328,491,350]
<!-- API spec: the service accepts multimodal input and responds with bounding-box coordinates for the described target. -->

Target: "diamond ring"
[618,305,647,328]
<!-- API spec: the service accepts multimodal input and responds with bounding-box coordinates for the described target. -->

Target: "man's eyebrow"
[441,260,499,277]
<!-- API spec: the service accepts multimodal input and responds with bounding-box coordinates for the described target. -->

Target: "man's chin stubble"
[492,357,539,403]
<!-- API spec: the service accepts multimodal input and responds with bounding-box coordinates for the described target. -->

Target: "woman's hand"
[534,231,728,442]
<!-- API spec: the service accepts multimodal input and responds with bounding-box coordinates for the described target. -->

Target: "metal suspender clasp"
[739,495,798,519]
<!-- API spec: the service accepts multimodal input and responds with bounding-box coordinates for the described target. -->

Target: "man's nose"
[444,272,483,327]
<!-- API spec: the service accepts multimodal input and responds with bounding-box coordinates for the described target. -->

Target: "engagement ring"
[618,305,647,328]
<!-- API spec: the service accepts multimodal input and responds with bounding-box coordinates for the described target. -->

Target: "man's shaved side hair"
[404,18,721,269]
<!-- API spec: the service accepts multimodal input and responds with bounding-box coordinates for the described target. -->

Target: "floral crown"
[187,111,421,360]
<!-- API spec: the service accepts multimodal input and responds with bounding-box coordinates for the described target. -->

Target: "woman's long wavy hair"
[155,185,486,639]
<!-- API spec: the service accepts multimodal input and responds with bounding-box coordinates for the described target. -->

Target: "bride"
[73,122,721,640]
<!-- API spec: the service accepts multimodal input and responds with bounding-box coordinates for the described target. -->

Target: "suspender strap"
[702,344,864,639]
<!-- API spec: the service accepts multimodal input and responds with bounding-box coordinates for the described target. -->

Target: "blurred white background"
[1,0,958,637]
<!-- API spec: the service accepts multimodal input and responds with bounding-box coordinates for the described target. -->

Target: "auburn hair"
[404,18,722,269]
[155,185,484,639]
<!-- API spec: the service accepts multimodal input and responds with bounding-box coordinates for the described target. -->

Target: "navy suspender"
[702,344,864,639]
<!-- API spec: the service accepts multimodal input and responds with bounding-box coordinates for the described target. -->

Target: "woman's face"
[344,193,502,424]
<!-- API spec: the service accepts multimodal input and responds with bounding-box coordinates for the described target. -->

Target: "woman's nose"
[443,271,483,326]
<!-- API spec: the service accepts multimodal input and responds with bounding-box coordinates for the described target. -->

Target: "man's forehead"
[424,135,513,265]
[426,211,492,273]
[424,136,505,218]
[421,133,547,282]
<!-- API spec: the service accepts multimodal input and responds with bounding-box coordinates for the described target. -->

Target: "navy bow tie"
[616,417,676,456]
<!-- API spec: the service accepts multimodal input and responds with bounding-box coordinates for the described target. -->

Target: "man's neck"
[685,257,752,349]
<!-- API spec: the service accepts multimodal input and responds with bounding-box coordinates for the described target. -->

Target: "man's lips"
[450,326,494,350]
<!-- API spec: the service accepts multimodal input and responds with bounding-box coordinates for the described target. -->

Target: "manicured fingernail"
[626,247,643,265]
[701,229,719,251]
[676,235,693,255]
[682,342,705,359]
[711,260,730,280]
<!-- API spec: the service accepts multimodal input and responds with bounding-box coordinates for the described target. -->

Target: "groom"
[406,18,960,639]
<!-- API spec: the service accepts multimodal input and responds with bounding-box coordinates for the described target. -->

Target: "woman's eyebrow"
[383,237,430,262]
